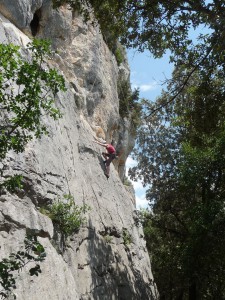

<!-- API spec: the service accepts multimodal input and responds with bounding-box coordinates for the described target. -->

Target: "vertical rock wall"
[0,1,157,299]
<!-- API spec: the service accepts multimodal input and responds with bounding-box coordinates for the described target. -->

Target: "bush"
[104,235,113,244]
[118,79,131,118]
[123,176,132,187]
[122,229,132,246]
[117,79,142,133]
[114,47,124,65]
[46,195,90,236]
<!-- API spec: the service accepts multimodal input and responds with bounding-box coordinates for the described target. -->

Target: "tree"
[131,66,225,299]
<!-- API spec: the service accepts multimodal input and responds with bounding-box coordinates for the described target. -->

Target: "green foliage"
[0,39,66,161]
[122,229,132,246]
[117,78,142,133]
[46,195,90,237]
[114,47,124,65]
[0,235,46,299]
[0,175,23,193]
[0,39,65,297]
[0,39,66,193]
[123,176,132,187]
[104,235,113,244]
[132,67,225,298]
[118,79,131,118]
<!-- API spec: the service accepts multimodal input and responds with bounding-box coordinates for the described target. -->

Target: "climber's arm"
[93,140,108,148]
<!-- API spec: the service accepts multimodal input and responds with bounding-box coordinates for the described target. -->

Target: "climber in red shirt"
[93,139,116,179]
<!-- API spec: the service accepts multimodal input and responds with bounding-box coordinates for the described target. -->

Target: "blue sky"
[126,49,174,209]
[128,49,174,100]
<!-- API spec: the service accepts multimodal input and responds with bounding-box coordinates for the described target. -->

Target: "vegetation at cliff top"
[53,1,225,70]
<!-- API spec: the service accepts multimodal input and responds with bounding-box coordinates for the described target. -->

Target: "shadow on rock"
[80,219,156,300]
[97,154,106,174]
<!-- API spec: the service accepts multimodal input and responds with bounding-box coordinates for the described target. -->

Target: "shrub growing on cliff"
[114,47,124,65]
[117,79,142,133]
[104,234,113,244]
[47,195,90,236]
[123,176,132,187]
[122,229,132,246]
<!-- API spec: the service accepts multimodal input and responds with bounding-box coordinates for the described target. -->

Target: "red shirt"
[106,144,116,154]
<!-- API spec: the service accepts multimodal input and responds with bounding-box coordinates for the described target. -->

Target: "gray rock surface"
[0,2,158,299]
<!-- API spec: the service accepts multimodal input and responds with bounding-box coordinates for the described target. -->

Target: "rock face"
[0,1,157,299]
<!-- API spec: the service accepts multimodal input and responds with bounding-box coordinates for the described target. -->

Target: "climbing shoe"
[104,173,109,179]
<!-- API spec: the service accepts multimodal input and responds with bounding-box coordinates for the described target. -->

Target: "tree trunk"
[176,290,184,300]
[189,282,196,300]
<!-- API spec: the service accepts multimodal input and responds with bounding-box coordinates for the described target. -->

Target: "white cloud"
[125,156,137,169]
[130,71,159,93]
[140,82,158,92]
[132,180,145,191]
[136,194,149,209]
[131,81,159,93]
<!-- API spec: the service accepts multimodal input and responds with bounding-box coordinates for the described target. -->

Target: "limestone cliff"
[0,1,157,299]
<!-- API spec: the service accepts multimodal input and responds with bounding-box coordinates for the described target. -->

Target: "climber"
[93,138,116,179]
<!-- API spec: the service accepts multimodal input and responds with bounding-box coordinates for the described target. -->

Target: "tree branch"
[145,45,214,118]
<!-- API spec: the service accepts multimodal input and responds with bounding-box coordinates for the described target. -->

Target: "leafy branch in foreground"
[0,235,46,300]
[0,40,65,296]
[0,39,66,193]
[0,39,66,161]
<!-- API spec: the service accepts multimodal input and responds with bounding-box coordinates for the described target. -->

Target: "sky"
[126,49,174,209]
[128,49,174,100]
